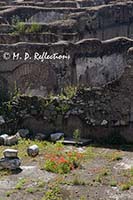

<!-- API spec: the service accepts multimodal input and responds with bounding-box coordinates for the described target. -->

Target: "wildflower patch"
[44,143,84,174]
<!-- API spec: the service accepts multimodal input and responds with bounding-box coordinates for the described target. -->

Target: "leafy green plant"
[94,168,110,183]
[26,187,40,193]
[80,196,87,200]
[110,180,117,187]
[95,174,102,183]
[103,151,123,162]
[63,86,77,99]
[119,167,133,190]
[37,180,46,188]
[15,22,26,34]
[120,183,130,191]
[27,23,42,33]
[42,184,62,200]
[0,169,12,179]
[55,86,77,100]
[73,129,81,144]
[6,190,15,197]
[84,146,96,160]
[72,175,86,185]
[43,143,84,174]
[12,81,21,100]
[15,178,26,190]
[55,104,70,114]
[130,167,133,176]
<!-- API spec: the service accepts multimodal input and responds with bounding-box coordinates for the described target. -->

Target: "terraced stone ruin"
[0,0,133,143]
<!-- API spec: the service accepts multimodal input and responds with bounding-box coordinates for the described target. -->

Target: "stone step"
[59,138,92,146]
[3,149,18,158]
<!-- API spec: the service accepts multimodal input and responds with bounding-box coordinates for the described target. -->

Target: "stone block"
[50,132,64,142]
[27,145,39,157]
[0,116,5,125]
[6,135,18,146]
[17,129,30,138]
[0,157,21,170]
[35,133,48,141]
[0,134,8,145]
[3,149,18,158]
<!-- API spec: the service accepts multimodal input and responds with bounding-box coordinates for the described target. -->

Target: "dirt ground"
[0,144,133,200]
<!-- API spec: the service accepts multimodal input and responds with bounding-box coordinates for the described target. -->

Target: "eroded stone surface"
[50,132,64,142]
[0,134,8,145]
[17,129,30,138]
[0,157,21,170]
[27,145,39,157]
[0,1,133,143]
[5,135,18,146]
[3,149,18,158]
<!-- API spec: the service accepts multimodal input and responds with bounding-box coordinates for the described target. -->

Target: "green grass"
[15,178,27,190]
[72,175,86,185]
[26,23,42,33]
[6,190,15,197]
[0,169,12,179]
[102,151,123,161]
[119,167,133,190]
[84,146,97,160]
[110,180,117,187]
[80,196,87,200]
[26,187,40,194]
[130,167,133,176]
[11,138,48,159]
[120,183,130,191]
[15,22,26,34]
[13,22,42,35]
[94,168,111,183]
[37,180,46,188]
[41,183,62,200]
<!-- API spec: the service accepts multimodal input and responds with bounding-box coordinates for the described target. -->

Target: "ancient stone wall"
[1,61,133,143]
[0,37,132,96]
[1,2,133,40]
[0,0,133,143]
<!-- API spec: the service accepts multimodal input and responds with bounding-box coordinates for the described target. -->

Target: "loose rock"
[50,132,64,142]
[35,133,49,141]
[6,135,18,146]
[3,149,18,158]
[101,120,108,126]
[0,116,5,125]
[0,157,21,170]
[0,134,8,145]
[17,129,30,138]
[27,145,39,157]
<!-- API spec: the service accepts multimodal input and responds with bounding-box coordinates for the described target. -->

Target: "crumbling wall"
[1,2,133,40]
[0,37,133,95]
[1,63,133,144]
[0,1,133,143]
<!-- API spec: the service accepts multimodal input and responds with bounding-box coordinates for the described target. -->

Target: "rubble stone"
[50,132,64,142]
[0,157,21,170]
[0,134,8,145]
[3,149,18,158]
[27,145,39,157]
[17,129,30,138]
[0,116,5,125]
[6,135,18,146]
